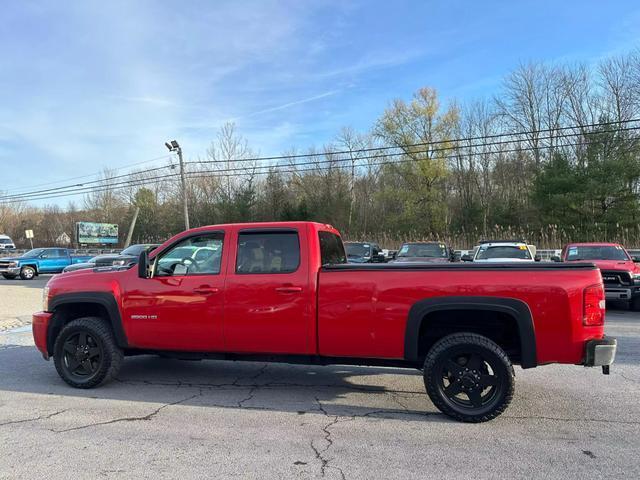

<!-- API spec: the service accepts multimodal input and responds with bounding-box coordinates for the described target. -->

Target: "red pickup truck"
[557,242,640,310]
[32,222,616,422]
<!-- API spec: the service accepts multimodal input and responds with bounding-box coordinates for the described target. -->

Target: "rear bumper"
[584,337,617,367]
[32,311,52,360]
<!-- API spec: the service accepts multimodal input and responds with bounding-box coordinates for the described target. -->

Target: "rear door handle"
[275,286,303,294]
[194,286,220,295]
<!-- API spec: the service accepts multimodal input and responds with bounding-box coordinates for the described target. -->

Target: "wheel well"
[417,309,522,364]
[47,303,111,354]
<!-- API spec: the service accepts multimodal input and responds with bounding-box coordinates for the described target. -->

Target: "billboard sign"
[76,222,119,245]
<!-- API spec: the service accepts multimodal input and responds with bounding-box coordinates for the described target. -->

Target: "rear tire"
[53,317,123,389]
[19,266,36,280]
[1,273,17,280]
[423,332,514,423]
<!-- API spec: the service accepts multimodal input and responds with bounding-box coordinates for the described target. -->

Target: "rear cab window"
[319,231,347,265]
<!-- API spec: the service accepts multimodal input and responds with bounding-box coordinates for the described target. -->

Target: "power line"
[2,123,638,203]
[187,118,640,165]
[2,132,636,204]
[3,154,175,194]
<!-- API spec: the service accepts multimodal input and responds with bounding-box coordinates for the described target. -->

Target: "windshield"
[0,238,12,244]
[566,245,629,261]
[477,245,531,260]
[345,243,371,258]
[21,249,45,258]
[398,243,448,258]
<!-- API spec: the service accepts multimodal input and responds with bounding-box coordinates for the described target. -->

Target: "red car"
[32,221,615,422]
[557,242,640,310]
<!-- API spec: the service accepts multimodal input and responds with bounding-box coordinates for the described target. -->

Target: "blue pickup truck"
[0,248,93,280]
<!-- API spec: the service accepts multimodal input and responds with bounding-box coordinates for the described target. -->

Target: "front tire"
[423,333,515,422]
[630,297,640,312]
[53,317,123,388]
[19,266,36,280]
[1,273,17,280]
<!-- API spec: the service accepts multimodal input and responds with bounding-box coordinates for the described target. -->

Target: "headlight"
[42,286,50,311]
[8,261,18,267]
[112,259,126,266]
[633,273,640,282]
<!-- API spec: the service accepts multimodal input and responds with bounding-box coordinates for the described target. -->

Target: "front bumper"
[0,266,20,275]
[32,311,53,360]
[584,337,617,372]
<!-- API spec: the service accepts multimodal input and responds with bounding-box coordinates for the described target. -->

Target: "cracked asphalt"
[0,278,639,479]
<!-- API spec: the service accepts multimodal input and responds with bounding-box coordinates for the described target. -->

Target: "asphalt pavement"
[0,277,638,479]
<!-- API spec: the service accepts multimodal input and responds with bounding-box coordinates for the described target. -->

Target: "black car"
[62,244,159,273]
[344,242,386,263]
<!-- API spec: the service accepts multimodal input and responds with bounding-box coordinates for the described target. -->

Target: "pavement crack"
[311,397,348,479]
[0,408,67,427]
[50,394,198,433]
[237,386,257,408]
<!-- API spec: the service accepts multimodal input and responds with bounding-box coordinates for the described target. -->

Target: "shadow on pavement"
[0,345,446,422]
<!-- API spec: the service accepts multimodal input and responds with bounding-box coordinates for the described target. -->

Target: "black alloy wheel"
[424,333,514,422]
[60,331,103,380]
[53,317,123,388]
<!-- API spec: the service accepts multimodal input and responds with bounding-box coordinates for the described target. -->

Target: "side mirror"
[461,254,473,262]
[551,255,561,262]
[632,256,640,263]
[138,250,149,278]
[534,254,541,262]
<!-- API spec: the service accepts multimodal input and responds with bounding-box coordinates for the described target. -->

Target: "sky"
[1,0,640,206]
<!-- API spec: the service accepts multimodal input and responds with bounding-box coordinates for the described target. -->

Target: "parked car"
[0,248,93,279]
[344,241,386,263]
[62,244,160,273]
[33,221,615,423]
[392,242,454,263]
[554,242,640,310]
[0,234,15,250]
[463,240,540,263]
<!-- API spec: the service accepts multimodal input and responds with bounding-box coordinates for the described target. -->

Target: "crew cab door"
[39,249,69,272]
[122,231,227,351]
[223,227,312,354]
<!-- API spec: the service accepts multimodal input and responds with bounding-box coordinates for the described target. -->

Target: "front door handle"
[194,286,220,295]
[275,286,303,294]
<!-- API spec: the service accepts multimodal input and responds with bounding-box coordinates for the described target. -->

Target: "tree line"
[2,50,640,249]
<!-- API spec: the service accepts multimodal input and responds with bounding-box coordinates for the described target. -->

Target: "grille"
[601,270,632,285]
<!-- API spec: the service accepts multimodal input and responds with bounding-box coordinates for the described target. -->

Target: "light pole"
[165,140,190,230]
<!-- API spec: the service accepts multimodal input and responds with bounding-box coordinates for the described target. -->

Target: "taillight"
[583,284,605,326]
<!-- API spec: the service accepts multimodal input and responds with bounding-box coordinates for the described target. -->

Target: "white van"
[0,235,16,250]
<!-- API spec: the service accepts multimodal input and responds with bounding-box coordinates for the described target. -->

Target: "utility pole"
[124,206,140,248]
[165,140,190,230]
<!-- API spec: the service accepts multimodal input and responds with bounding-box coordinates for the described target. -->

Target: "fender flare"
[48,292,129,351]
[404,296,537,368]
[19,263,38,273]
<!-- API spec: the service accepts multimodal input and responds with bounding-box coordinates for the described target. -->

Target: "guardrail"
[0,249,123,256]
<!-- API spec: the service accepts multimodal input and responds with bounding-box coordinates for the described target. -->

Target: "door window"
[236,231,300,274]
[155,233,224,276]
